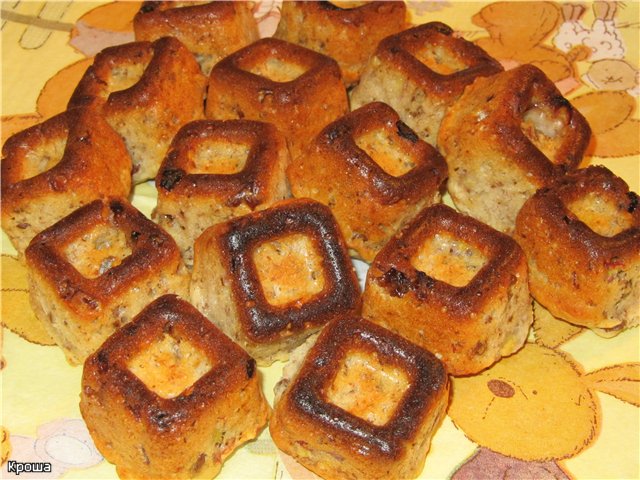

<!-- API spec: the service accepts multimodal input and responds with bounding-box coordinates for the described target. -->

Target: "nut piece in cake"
[205,37,349,159]
[81,295,270,479]
[274,1,407,87]
[134,1,259,76]
[363,204,533,376]
[68,37,206,183]
[25,198,188,365]
[439,64,591,233]
[1,107,131,259]
[190,198,361,365]
[154,119,290,267]
[287,101,447,262]
[350,22,503,146]
[514,165,640,337]
[270,316,449,480]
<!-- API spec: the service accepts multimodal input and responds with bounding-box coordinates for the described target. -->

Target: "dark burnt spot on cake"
[396,120,419,143]
[96,349,110,373]
[430,22,454,36]
[110,200,125,215]
[138,2,158,14]
[327,123,350,143]
[414,271,436,300]
[549,95,571,110]
[246,358,256,379]
[148,408,177,431]
[381,267,411,297]
[318,1,341,11]
[226,181,262,209]
[159,168,185,191]
[627,191,638,213]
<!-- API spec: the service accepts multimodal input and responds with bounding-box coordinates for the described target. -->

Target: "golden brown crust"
[1,107,131,257]
[25,197,188,365]
[154,119,290,266]
[350,22,503,145]
[81,295,269,479]
[363,204,532,376]
[514,165,640,335]
[69,37,206,183]
[274,1,407,86]
[288,101,447,261]
[27,198,179,307]
[270,316,449,480]
[134,1,259,75]
[190,198,361,364]
[205,37,348,159]
[376,22,502,100]
[156,119,288,206]
[439,64,591,232]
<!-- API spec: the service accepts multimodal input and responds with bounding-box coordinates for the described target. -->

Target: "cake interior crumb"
[412,44,468,75]
[325,350,409,426]
[520,101,569,163]
[63,224,131,279]
[106,58,151,96]
[190,140,251,174]
[241,57,308,83]
[355,128,417,177]
[21,136,67,181]
[252,233,326,306]
[567,192,634,237]
[127,333,213,399]
[411,233,488,287]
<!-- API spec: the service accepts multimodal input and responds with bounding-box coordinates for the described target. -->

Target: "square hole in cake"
[520,98,570,163]
[412,45,468,75]
[63,224,132,279]
[252,233,326,306]
[107,59,151,95]
[355,129,417,177]
[566,192,634,237]
[21,136,67,181]
[189,140,251,174]
[411,233,488,287]
[127,333,213,399]
[241,56,308,83]
[325,350,410,426]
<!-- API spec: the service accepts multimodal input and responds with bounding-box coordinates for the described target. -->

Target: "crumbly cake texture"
[350,21,503,147]
[363,204,533,376]
[154,119,290,267]
[274,1,407,87]
[68,36,206,184]
[514,165,640,337]
[270,316,449,480]
[1,107,131,259]
[205,37,349,160]
[133,1,259,76]
[25,198,188,366]
[190,198,362,366]
[81,295,270,479]
[439,64,592,233]
[287,101,448,262]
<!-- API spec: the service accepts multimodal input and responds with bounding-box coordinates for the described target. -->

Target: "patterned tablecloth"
[1,1,638,479]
